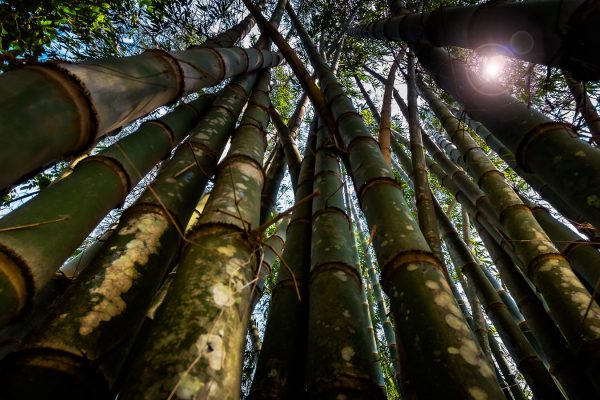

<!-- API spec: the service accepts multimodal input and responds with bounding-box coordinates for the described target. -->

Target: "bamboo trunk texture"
[434,198,563,399]
[393,134,598,396]
[268,106,302,189]
[351,25,600,238]
[455,110,590,231]
[347,194,400,378]
[260,144,286,224]
[249,216,290,311]
[248,121,317,400]
[488,332,528,400]
[0,94,215,327]
[519,195,600,293]
[0,73,259,398]
[118,67,271,399]
[351,0,600,80]
[379,56,398,166]
[116,3,289,395]
[286,3,503,398]
[391,138,552,396]
[418,81,600,373]
[305,122,385,398]
[0,46,282,191]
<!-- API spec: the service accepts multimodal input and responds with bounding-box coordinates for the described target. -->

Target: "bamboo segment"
[260,94,309,222]
[434,199,562,399]
[0,46,282,190]
[118,67,270,399]
[305,122,385,398]
[520,196,600,292]
[351,0,600,80]
[488,332,528,400]
[351,24,600,237]
[400,132,598,397]
[260,143,286,224]
[347,194,400,378]
[391,137,558,397]
[249,123,316,399]
[0,74,259,398]
[0,94,215,326]
[250,216,290,311]
[456,110,591,234]
[418,82,600,370]
[285,3,503,398]
[394,126,600,395]
[116,3,288,396]
[268,106,302,189]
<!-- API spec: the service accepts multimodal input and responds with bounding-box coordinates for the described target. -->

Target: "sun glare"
[481,55,506,80]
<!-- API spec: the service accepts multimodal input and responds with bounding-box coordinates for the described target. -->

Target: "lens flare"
[481,55,506,80]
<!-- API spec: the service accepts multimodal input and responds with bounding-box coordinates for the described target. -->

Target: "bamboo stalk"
[0,46,282,191]
[350,0,600,80]
[285,2,503,398]
[0,94,215,326]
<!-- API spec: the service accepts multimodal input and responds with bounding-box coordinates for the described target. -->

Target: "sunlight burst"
[481,55,506,80]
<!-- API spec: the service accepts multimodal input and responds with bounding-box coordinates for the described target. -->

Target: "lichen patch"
[341,346,355,361]
[79,214,168,336]
[196,333,224,371]
[212,283,234,307]
[468,386,488,400]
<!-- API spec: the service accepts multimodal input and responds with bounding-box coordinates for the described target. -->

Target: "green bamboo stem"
[347,191,400,379]
[0,94,215,327]
[241,0,340,139]
[305,121,384,398]
[353,22,600,237]
[460,209,493,364]
[260,94,309,223]
[434,194,562,399]
[474,221,600,398]
[456,110,591,235]
[268,106,302,190]
[488,332,528,400]
[116,4,288,396]
[519,196,600,293]
[0,72,260,398]
[354,75,381,122]
[286,3,503,398]
[407,49,444,266]
[394,134,600,396]
[351,0,600,80]
[0,46,282,191]
[201,0,266,49]
[260,143,286,224]
[118,68,271,398]
[379,57,399,165]
[418,81,600,371]
[0,227,115,360]
[248,121,317,399]
[360,278,387,392]
[392,138,553,396]
[250,216,290,311]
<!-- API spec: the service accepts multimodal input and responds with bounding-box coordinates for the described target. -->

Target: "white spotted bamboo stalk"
[276,2,504,398]
[116,3,287,398]
[0,71,260,397]
[0,94,215,327]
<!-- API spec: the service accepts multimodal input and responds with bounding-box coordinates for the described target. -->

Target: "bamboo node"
[516,122,577,172]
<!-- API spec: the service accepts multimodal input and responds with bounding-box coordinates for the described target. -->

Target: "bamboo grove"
[0,0,599,398]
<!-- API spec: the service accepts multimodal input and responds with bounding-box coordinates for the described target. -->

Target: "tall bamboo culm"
[279,3,504,398]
